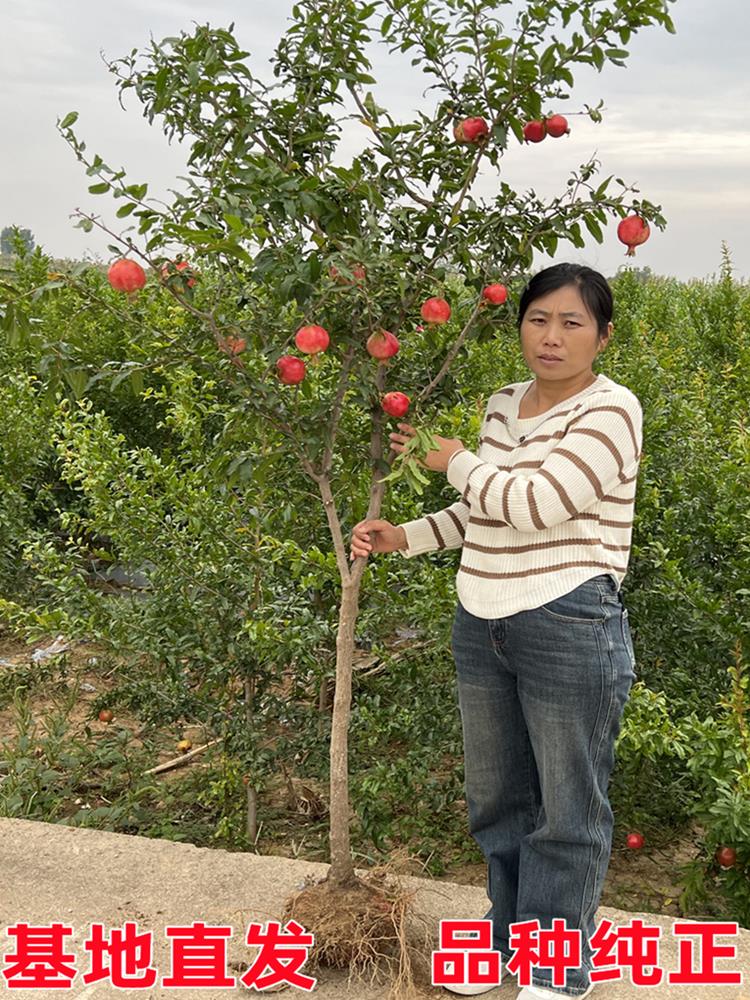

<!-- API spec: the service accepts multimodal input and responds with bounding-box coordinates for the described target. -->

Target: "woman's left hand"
[389,422,465,473]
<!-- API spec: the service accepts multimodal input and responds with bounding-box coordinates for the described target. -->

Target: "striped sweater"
[398,373,643,619]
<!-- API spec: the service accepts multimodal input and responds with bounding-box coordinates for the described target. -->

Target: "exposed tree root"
[282,861,434,999]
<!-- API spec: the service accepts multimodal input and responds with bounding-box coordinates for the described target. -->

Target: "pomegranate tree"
[58,0,671,964]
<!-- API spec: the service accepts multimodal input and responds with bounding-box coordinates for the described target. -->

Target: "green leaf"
[129,370,144,397]
[539,44,557,76]
[116,202,136,218]
[224,213,245,233]
[64,369,88,399]
[583,216,603,242]
[60,111,79,129]
[88,182,110,195]
[568,222,585,248]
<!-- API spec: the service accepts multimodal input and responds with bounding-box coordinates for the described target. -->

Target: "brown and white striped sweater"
[398,373,643,619]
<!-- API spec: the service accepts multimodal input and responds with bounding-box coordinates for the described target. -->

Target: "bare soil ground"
[0,632,715,921]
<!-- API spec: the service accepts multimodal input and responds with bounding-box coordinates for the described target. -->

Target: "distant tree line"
[1,226,35,255]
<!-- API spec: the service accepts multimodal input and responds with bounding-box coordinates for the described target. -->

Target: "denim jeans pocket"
[621,608,637,674]
[538,577,608,624]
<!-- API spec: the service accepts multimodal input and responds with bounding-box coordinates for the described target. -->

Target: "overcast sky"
[2,0,749,281]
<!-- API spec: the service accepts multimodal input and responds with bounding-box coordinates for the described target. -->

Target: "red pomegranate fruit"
[523,120,546,143]
[453,117,490,144]
[381,392,410,418]
[366,330,400,360]
[420,297,451,324]
[294,324,330,354]
[715,846,738,869]
[161,260,197,287]
[223,336,246,355]
[108,258,146,293]
[545,114,569,138]
[482,283,508,305]
[617,215,651,257]
[329,264,366,284]
[626,832,644,850]
[276,356,306,384]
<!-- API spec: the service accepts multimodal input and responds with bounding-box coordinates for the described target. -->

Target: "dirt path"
[1,817,748,999]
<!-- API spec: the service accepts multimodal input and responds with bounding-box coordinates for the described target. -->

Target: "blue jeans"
[450,574,637,997]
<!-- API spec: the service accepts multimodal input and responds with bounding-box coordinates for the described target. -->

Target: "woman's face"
[519,283,611,381]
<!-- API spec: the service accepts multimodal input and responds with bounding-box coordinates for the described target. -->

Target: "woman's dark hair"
[517,263,613,338]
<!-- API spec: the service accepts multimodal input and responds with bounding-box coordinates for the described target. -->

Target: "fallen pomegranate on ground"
[107,258,146,293]
[276,355,306,384]
[453,116,490,144]
[176,739,193,753]
[617,215,651,256]
[420,297,451,324]
[482,283,508,305]
[715,845,738,869]
[98,709,113,723]
[544,114,569,138]
[523,120,546,143]
[381,392,410,418]
[626,832,644,849]
[366,330,399,360]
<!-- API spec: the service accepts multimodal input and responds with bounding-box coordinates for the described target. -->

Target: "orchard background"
[1,0,749,930]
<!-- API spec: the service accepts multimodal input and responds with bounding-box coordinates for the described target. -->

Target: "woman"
[350,263,641,999]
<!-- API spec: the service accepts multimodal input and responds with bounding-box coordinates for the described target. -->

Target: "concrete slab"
[0,818,747,1000]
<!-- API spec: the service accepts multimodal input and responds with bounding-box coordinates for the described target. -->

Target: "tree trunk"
[317,673,329,738]
[303,362,392,887]
[244,674,258,844]
[246,784,258,844]
[327,577,361,886]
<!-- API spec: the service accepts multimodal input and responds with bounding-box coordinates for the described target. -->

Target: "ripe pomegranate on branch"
[56,0,674,978]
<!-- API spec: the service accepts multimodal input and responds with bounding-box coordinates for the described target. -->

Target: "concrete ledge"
[1,818,748,999]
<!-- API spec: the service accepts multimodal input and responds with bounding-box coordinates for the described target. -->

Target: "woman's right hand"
[350,519,407,561]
